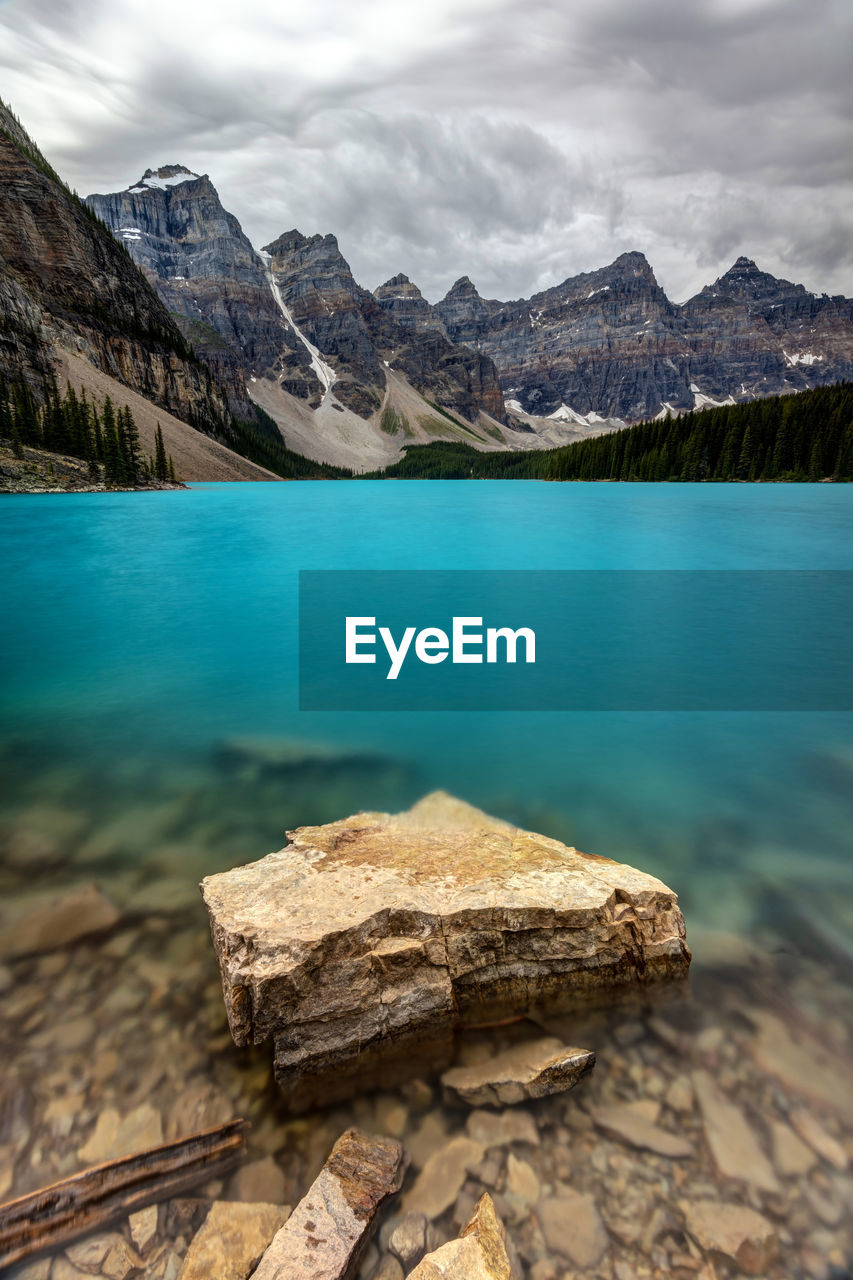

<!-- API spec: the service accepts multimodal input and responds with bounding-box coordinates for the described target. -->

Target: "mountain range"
[86,164,853,468]
[2,99,852,477]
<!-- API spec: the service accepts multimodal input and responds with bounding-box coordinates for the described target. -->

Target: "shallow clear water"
[1,481,852,1279]
[2,481,852,938]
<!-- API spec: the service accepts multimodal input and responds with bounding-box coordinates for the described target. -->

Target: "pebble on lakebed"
[201,790,690,1109]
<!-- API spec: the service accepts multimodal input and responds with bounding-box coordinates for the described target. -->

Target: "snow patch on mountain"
[690,384,736,411]
[784,350,822,367]
[655,402,681,420]
[127,167,201,193]
[258,250,337,398]
[548,402,614,427]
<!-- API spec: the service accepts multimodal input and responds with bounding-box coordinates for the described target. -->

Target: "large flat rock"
[202,792,689,1108]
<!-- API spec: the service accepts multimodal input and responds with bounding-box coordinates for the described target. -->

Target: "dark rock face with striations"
[86,167,314,417]
[372,273,506,424]
[680,256,853,404]
[437,253,685,421]
[436,253,853,422]
[263,234,507,422]
[0,114,230,433]
[262,228,386,416]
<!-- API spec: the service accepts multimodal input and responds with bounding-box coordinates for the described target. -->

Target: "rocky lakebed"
[0,736,851,1280]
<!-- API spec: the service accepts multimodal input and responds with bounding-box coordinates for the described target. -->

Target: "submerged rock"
[441,1038,594,1107]
[403,1136,486,1219]
[590,1101,694,1158]
[407,1192,518,1279]
[202,792,689,1108]
[788,1105,849,1171]
[679,1200,777,1275]
[178,1201,290,1280]
[465,1109,539,1147]
[537,1190,609,1269]
[692,1070,780,1194]
[248,1128,406,1280]
[387,1212,438,1271]
[0,883,120,960]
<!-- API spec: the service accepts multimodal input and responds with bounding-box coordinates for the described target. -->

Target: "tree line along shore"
[2,378,851,488]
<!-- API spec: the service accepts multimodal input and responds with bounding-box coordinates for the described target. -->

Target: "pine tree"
[102,423,122,486]
[121,406,140,480]
[154,424,168,481]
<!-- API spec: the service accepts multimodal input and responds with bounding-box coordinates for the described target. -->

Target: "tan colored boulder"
[178,1201,290,1280]
[128,1204,159,1254]
[202,792,689,1108]
[77,1103,162,1165]
[227,1156,289,1205]
[465,1109,539,1147]
[407,1192,518,1279]
[744,1007,853,1123]
[769,1118,817,1177]
[789,1104,848,1171]
[248,1128,406,1280]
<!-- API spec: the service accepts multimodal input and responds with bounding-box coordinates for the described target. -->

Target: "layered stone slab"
[202,792,690,1109]
[248,1128,406,1280]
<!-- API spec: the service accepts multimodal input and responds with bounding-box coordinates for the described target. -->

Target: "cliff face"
[439,252,683,421]
[0,115,230,433]
[436,253,853,422]
[86,168,313,416]
[263,228,385,416]
[680,257,853,404]
[372,273,506,423]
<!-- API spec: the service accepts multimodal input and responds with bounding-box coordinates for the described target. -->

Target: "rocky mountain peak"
[445,275,480,299]
[262,228,306,257]
[709,256,807,306]
[716,256,764,288]
[374,273,425,301]
[263,229,345,269]
[614,249,652,268]
[128,165,202,193]
[606,250,657,285]
[380,272,413,289]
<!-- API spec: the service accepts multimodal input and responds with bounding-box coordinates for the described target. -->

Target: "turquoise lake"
[1,480,852,950]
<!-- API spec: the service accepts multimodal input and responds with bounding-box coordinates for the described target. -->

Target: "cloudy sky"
[2,0,851,302]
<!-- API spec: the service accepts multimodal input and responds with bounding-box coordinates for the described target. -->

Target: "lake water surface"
[1,482,851,1279]
[2,481,852,939]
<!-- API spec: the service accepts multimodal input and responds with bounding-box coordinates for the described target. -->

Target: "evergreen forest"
[365,382,853,482]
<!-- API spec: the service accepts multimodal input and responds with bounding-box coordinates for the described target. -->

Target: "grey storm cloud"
[1,0,851,302]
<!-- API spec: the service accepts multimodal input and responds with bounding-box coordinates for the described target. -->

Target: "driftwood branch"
[0,1117,248,1271]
